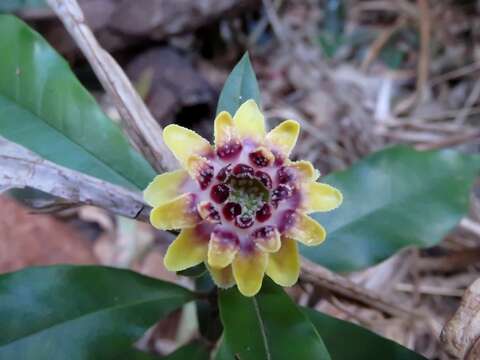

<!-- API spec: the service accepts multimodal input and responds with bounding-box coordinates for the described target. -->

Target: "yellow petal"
[150,193,200,230]
[233,99,266,142]
[164,228,208,271]
[208,230,239,268]
[163,124,212,167]
[287,161,318,182]
[232,249,268,297]
[283,212,326,246]
[266,120,300,157]
[208,264,235,288]
[266,237,300,287]
[303,182,343,213]
[214,111,236,147]
[143,170,189,207]
[252,226,281,253]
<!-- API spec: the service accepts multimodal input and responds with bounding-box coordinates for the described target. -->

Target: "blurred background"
[2,0,480,358]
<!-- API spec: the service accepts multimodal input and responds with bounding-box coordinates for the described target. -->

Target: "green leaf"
[304,308,427,359]
[304,146,480,272]
[163,341,209,360]
[213,337,233,360]
[177,263,207,278]
[216,52,261,115]
[0,265,194,359]
[218,279,331,360]
[0,15,156,190]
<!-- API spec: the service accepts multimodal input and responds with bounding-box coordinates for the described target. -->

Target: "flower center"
[227,175,269,217]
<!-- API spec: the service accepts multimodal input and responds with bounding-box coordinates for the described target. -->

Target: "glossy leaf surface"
[305,146,480,272]
[0,15,155,190]
[0,265,194,359]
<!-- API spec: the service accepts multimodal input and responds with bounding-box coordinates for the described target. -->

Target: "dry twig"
[416,0,431,103]
[0,137,151,222]
[301,258,424,319]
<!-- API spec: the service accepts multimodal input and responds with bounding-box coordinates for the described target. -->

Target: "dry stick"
[453,79,480,125]
[47,0,177,173]
[0,138,151,222]
[430,61,480,87]
[262,0,286,43]
[300,258,424,319]
[416,0,430,103]
[415,129,480,150]
[361,17,406,72]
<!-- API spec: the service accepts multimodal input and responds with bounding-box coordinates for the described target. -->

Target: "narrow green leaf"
[304,308,427,359]
[0,15,156,190]
[304,146,480,272]
[218,279,331,360]
[216,52,261,115]
[0,265,194,359]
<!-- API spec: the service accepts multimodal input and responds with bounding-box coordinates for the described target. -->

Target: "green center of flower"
[227,176,269,217]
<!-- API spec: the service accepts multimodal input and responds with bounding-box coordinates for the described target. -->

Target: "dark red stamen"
[271,184,292,206]
[233,164,254,178]
[208,209,221,223]
[217,141,242,160]
[277,166,295,184]
[249,149,271,168]
[222,202,242,221]
[197,163,214,190]
[210,183,230,204]
[254,170,272,189]
[216,164,232,182]
[235,214,254,229]
[256,203,272,222]
[251,225,276,240]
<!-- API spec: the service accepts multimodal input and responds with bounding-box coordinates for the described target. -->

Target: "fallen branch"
[300,258,424,319]
[47,0,177,173]
[0,138,151,222]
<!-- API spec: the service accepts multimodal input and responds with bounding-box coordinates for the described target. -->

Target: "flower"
[144,100,342,296]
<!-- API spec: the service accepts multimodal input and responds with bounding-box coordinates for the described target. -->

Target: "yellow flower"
[144,100,342,296]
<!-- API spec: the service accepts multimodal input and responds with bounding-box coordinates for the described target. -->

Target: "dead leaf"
[441,278,480,359]
[0,196,96,273]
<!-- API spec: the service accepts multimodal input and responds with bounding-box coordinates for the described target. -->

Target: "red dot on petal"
[251,225,275,240]
[254,170,272,189]
[222,202,242,221]
[235,214,254,229]
[248,149,271,167]
[196,163,214,190]
[233,164,254,178]
[216,164,232,182]
[210,183,230,204]
[217,141,242,160]
[277,166,294,184]
[255,203,272,222]
[271,184,292,206]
